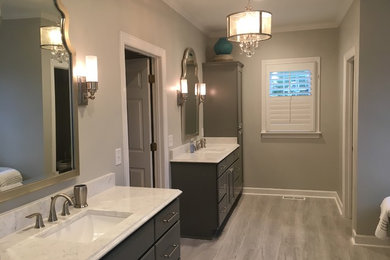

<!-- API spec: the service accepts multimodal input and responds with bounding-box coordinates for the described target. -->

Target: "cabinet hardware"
[163,244,178,258]
[163,211,178,223]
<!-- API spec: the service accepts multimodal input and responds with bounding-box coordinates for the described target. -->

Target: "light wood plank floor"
[181,195,390,260]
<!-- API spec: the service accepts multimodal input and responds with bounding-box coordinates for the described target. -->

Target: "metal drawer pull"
[163,211,178,223]
[220,165,226,171]
[163,244,178,258]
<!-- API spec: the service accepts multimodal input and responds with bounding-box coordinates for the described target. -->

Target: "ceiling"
[161,0,354,36]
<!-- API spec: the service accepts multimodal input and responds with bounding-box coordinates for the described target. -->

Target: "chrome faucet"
[48,193,73,222]
[195,140,202,150]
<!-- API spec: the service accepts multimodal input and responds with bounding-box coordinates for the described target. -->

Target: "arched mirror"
[0,0,78,202]
[181,48,199,142]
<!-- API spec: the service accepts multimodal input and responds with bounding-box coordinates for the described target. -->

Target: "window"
[261,57,321,138]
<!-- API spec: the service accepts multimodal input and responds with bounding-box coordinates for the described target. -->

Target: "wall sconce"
[177,79,188,106]
[78,56,99,106]
[196,83,206,104]
[40,25,69,63]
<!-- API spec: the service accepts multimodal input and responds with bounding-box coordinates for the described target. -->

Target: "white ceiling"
[161,0,354,36]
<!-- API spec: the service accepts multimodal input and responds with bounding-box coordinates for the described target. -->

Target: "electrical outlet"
[115,148,122,165]
[168,135,173,147]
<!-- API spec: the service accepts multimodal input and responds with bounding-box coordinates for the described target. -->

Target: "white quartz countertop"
[0,186,181,260]
[170,143,239,163]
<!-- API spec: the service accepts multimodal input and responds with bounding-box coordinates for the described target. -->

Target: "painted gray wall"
[356,0,390,235]
[207,29,341,193]
[0,18,45,182]
[0,0,207,213]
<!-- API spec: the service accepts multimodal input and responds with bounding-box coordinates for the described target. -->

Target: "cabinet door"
[140,246,155,260]
[101,219,154,260]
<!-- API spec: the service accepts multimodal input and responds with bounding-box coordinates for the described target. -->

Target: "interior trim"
[260,131,322,139]
[243,187,343,215]
[352,229,390,248]
[119,32,169,188]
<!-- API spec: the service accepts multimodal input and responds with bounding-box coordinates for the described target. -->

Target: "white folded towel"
[0,167,23,187]
[0,182,23,191]
[375,197,390,240]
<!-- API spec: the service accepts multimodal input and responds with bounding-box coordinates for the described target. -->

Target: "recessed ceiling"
[161,0,354,36]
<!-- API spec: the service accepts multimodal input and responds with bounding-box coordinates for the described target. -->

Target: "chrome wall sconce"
[78,56,99,106]
[196,83,206,104]
[177,79,188,106]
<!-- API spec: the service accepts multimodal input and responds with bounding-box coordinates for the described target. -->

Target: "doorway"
[125,50,156,187]
[119,32,170,189]
[342,48,357,220]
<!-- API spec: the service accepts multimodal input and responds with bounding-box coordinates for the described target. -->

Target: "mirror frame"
[0,0,79,203]
[181,48,200,142]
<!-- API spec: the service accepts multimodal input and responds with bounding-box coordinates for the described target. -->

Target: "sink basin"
[199,147,227,153]
[39,210,131,243]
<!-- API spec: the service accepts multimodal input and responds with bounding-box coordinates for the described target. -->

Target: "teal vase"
[214,37,233,55]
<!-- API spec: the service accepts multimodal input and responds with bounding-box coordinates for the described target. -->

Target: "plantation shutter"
[264,60,317,132]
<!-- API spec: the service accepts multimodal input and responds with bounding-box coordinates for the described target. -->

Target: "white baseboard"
[352,229,390,248]
[243,187,343,215]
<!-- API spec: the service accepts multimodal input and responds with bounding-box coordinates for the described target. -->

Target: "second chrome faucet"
[48,193,73,222]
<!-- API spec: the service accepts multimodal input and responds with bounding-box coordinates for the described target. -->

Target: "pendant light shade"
[226,8,272,57]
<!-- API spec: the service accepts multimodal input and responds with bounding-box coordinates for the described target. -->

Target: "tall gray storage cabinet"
[203,61,244,168]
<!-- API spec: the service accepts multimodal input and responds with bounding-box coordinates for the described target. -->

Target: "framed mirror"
[181,48,199,142]
[0,0,79,202]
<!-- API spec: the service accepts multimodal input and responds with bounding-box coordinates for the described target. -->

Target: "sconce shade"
[199,83,206,96]
[40,26,63,49]
[181,79,188,94]
[86,56,98,82]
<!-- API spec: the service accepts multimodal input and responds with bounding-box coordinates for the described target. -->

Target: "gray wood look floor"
[181,195,390,260]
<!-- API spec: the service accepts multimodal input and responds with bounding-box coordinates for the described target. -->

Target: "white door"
[126,58,153,187]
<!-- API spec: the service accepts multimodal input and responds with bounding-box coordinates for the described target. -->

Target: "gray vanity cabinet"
[171,148,242,239]
[202,61,244,190]
[102,199,180,260]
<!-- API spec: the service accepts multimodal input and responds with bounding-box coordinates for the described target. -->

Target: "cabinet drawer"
[101,219,154,260]
[140,246,155,260]
[217,148,239,177]
[155,221,181,260]
[218,195,228,226]
[155,199,180,240]
[217,171,228,202]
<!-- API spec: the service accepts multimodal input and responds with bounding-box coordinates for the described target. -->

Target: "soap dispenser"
[190,141,196,153]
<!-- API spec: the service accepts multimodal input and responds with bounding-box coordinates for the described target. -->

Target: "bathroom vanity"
[170,141,242,239]
[0,174,182,260]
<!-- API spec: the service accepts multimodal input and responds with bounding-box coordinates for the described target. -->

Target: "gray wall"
[356,0,390,236]
[207,29,341,193]
[0,0,207,213]
[0,18,45,182]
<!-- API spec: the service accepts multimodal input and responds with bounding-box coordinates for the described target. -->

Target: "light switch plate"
[115,148,122,165]
[168,135,173,148]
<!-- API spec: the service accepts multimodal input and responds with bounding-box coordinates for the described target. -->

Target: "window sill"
[261,131,322,139]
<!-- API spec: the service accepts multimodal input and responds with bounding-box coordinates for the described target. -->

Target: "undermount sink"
[198,147,227,153]
[39,210,131,243]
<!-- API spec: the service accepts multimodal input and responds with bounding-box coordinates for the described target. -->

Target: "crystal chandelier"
[40,25,69,63]
[226,0,272,57]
